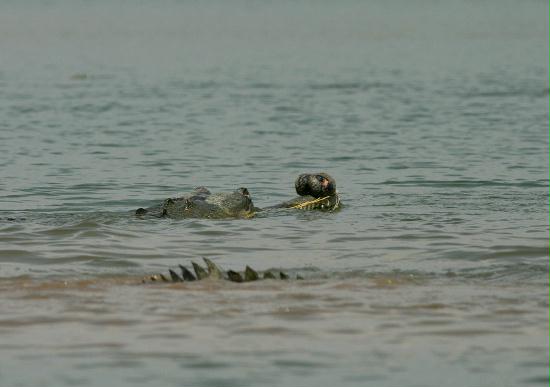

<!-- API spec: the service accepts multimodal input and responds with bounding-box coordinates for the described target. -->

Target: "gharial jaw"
[144,257,300,283]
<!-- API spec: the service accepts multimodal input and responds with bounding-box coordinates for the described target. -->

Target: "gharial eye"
[316,175,325,182]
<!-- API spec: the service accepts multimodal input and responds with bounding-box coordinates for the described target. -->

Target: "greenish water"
[0,1,548,386]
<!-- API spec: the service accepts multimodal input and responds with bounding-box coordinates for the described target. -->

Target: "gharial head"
[294,173,336,198]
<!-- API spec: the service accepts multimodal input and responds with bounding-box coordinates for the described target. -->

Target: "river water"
[0,1,548,386]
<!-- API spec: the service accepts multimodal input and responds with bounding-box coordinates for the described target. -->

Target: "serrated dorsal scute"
[179,265,196,281]
[203,257,223,279]
[227,270,244,283]
[169,269,183,282]
[192,261,208,280]
[244,266,259,281]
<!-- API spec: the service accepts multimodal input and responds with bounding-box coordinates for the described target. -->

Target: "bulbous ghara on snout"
[294,173,336,198]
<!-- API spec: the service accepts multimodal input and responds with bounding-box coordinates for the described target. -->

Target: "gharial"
[135,172,341,219]
[136,173,340,283]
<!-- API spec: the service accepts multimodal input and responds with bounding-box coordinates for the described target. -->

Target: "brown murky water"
[1,272,547,387]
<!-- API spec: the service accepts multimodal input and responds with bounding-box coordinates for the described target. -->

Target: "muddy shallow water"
[0,0,548,386]
[1,272,547,387]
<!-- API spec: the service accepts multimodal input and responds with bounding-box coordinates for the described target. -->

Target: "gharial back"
[135,187,256,219]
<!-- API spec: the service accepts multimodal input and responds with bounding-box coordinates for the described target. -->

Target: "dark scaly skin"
[136,187,257,219]
[144,257,301,283]
[135,173,340,220]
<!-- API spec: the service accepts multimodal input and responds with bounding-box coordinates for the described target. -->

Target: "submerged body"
[135,173,340,219]
[135,187,256,219]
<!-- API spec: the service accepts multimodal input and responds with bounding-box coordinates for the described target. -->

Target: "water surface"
[0,1,548,386]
